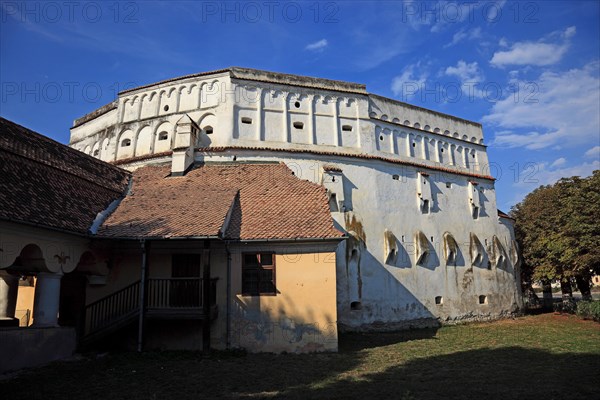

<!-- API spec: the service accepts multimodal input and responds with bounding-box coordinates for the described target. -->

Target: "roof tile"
[99,163,343,240]
[0,117,130,234]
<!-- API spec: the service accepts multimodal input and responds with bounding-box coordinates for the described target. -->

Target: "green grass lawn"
[2,313,599,399]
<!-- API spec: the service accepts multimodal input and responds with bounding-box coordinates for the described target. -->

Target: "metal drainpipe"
[137,239,147,353]
[226,242,232,349]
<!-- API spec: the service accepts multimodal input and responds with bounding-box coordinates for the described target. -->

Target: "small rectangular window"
[241,117,252,124]
[293,121,304,129]
[242,253,276,296]
[422,199,430,214]
[342,125,352,132]
[446,182,452,188]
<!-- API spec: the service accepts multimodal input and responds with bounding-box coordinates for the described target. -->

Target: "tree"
[511,170,600,303]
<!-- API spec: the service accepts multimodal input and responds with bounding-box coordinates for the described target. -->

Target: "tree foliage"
[511,170,600,294]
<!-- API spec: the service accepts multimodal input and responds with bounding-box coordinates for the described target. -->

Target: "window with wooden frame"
[242,253,276,295]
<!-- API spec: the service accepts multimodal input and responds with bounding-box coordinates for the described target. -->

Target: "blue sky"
[1,0,599,210]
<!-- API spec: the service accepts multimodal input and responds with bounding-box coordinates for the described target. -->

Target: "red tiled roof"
[195,146,496,181]
[0,117,131,234]
[497,209,515,220]
[99,163,344,241]
[323,165,343,173]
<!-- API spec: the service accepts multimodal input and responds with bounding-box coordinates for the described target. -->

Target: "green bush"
[576,301,600,322]
[554,300,577,314]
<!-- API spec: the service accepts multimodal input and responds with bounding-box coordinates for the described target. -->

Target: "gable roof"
[0,117,131,234]
[98,163,344,241]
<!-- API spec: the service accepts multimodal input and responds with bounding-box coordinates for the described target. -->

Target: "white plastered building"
[70,67,522,330]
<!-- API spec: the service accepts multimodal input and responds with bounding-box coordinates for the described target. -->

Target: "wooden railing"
[83,280,140,336]
[147,278,218,309]
[82,278,218,339]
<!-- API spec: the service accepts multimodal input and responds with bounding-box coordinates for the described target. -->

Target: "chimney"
[171,114,199,176]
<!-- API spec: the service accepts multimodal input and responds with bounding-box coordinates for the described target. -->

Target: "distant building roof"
[0,117,131,234]
[497,209,515,221]
[99,163,344,241]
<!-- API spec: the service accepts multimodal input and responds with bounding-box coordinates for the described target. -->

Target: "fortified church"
[0,68,521,369]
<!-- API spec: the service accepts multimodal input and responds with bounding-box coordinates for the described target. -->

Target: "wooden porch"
[80,278,218,345]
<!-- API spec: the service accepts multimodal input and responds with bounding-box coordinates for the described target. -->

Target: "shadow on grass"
[282,347,600,399]
[3,343,599,400]
[339,328,439,351]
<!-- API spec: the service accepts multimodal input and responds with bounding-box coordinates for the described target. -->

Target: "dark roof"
[497,209,515,221]
[0,117,131,234]
[99,163,344,241]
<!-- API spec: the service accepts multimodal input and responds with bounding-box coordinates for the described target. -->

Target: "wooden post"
[202,241,211,353]
[137,240,149,352]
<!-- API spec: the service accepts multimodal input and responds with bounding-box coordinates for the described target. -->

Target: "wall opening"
[121,138,131,147]
[241,117,252,124]
[479,295,487,304]
[392,174,400,180]
[158,131,168,141]
[163,105,169,112]
[472,206,479,219]
[350,301,362,311]
[446,182,452,188]
[435,296,443,305]
[204,126,213,135]
[422,199,430,214]
[329,193,339,212]
[293,121,304,129]
[294,101,301,108]
[342,125,353,132]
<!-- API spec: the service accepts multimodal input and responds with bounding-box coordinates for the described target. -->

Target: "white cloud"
[550,157,566,168]
[391,63,428,98]
[401,1,506,33]
[305,39,328,52]
[444,27,482,48]
[490,26,576,67]
[444,60,484,83]
[484,61,600,150]
[584,146,600,159]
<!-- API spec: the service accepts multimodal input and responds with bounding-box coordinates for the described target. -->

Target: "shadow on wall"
[231,285,337,353]
[337,219,442,331]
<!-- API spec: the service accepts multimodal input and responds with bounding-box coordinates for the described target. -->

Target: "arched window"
[443,232,458,265]
[158,131,168,141]
[415,231,430,266]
